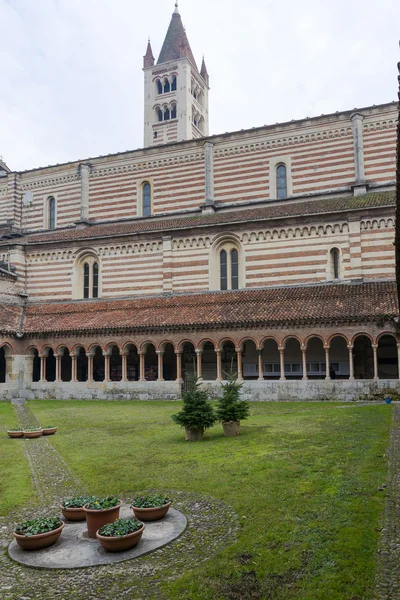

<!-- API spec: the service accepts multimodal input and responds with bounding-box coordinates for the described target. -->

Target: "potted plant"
[215,374,250,437]
[13,517,64,550]
[83,496,122,538]
[96,518,145,552]
[23,428,43,439]
[131,494,172,521]
[172,376,216,441]
[42,425,58,436]
[7,428,24,439]
[61,495,95,521]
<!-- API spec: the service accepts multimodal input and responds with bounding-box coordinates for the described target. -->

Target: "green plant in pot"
[172,376,216,441]
[42,425,58,436]
[131,494,172,521]
[61,495,95,521]
[96,518,145,552]
[23,427,43,439]
[7,428,24,439]
[13,516,64,550]
[83,496,122,538]
[215,374,250,437]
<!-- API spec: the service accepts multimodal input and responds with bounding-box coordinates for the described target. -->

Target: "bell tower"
[143,2,210,147]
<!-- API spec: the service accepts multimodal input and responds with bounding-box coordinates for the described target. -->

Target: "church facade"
[0,4,399,402]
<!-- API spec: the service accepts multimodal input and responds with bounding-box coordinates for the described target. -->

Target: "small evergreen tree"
[215,374,250,423]
[172,376,216,430]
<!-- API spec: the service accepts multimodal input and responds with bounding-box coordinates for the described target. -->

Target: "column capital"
[372,344,378,350]
[301,345,306,352]
[195,348,202,355]
[156,350,165,356]
[347,344,353,350]
[324,345,330,350]
[278,346,284,352]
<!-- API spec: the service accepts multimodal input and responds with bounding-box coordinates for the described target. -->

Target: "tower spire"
[174,1,179,14]
[157,3,197,69]
[143,39,155,68]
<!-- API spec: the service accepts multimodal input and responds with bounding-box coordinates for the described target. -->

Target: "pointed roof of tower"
[157,3,198,70]
[200,56,209,85]
[143,39,155,68]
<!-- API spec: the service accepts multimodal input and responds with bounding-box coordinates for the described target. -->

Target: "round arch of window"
[73,252,101,300]
[209,236,244,292]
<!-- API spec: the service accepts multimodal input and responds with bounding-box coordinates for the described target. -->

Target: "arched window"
[163,78,170,93]
[142,182,152,217]
[171,104,177,119]
[48,196,56,229]
[219,245,241,291]
[171,76,177,92]
[157,108,163,122]
[330,248,340,280]
[164,107,170,121]
[83,260,99,299]
[156,79,163,95]
[276,164,287,199]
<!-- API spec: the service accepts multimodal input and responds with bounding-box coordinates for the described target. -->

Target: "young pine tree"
[172,376,216,430]
[215,374,250,423]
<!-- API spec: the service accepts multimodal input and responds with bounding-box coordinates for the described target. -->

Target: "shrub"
[172,377,216,430]
[215,374,250,423]
[62,495,95,509]
[98,518,143,537]
[132,494,171,508]
[15,517,62,537]
[84,496,120,510]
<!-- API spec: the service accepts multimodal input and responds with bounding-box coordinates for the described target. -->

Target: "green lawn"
[0,403,37,515]
[11,400,393,599]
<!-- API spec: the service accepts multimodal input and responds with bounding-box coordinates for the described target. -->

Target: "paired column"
[39,354,46,382]
[348,344,354,380]
[176,352,183,383]
[301,345,308,380]
[139,352,145,382]
[157,351,164,382]
[196,349,203,380]
[104,354,110,382]
[324,345,331,381]
[71,356,78,382]
[87,355,94,382]
[372,344,379,380]
[257,350,264,381]
[121,353,128,382]
[55,355,61,382]
[216,349,222,381]
[236,349,243,381]
[278,347,286,381]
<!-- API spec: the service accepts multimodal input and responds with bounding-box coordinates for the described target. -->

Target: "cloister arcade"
[3,332,397,385]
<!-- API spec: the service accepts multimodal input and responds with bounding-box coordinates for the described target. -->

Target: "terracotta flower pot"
[42,427,58,436]
[61,506,86,521]
[13,522,64,550]
[7,431,24,438]
[222,421,240,437]
[23,430,42,439]
[131,502,172,522]
[96,523,145,552]
[83,502,122,538]
[184,427,204,442]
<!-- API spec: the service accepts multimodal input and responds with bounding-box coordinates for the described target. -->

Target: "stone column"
[236,349,243,381]
[301,346,308,380]
[121,353,128,382]
[87,355,94,383]
[216,349,222,381]
[348,345,354,380]
[279,347,286,381]
[39,354,45,382]
[71,356,78,382]
[176,352,183,383]
[324,345,331,381]
[80,164,90,221]
[139,352,146,382]
[372,344,379,380]
[55,355,61,382]
[204,141,215,206]
[350,112,366,193]
[258,350,264,381]
[157,351,164,382]
[196,349,203,380]
[104,354,110,382]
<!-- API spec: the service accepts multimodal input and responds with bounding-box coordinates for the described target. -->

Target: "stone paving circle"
[8,505,187,569]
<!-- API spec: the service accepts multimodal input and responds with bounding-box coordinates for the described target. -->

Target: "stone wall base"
[1,379,400,402]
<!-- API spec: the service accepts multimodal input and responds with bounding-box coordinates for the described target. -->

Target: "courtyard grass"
[23,400,392,599]
[0,403,37,515]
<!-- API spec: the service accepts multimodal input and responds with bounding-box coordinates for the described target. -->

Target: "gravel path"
[375,403,400,599]
[0,404,239,600]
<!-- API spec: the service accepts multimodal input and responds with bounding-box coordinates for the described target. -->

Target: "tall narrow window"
[93,262,99,297]
[231,249,239,290]
[142,182,151,217]
[157,80,163,94]
[276,164,287,199]
[330,248,340,280]
[164,107,170,121]
[171,104,177,119]
[171,76,177,91]
[157,108,163,122]
[83,263,90,299]
[220,250,228,291]
[163,78,170,93]
[48,196,56,229]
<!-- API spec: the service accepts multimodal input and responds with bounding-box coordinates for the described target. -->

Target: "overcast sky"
[1,0,399,172]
